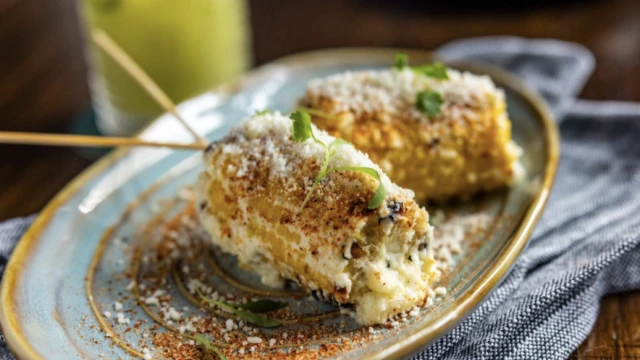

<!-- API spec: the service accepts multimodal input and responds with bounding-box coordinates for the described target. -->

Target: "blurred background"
[0,1,638,356]
[2,1,639,138]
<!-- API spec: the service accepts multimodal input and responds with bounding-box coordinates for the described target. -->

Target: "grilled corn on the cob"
[196,112,439,325]
[299,66,523,202]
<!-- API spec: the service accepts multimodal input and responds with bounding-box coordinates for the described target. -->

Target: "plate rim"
[0,47,559,360]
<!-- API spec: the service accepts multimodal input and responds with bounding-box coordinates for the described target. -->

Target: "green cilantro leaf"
[191,334,227,360]
[197,289,282,328]
[363,169,387,209]
[416,90,444,118]
[413,62,449,80]
[392,54,449,80]
[215,301,282,328]
[394,53,409,69]
[290,111,313,142]
[233,299,288,313]
[254,109,270,116]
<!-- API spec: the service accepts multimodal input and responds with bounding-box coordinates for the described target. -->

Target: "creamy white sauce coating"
[196,113,437,325]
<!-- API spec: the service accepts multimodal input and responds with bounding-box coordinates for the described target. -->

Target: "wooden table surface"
[0,0,638,358]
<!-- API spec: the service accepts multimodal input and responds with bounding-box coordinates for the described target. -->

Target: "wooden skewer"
[0,131,207,150]
[91,29,208,146]
[0,29,210,152]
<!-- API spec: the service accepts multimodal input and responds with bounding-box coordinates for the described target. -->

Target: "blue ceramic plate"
[0,49,558,359]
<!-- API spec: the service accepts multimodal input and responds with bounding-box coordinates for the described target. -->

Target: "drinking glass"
[80,0,252,135]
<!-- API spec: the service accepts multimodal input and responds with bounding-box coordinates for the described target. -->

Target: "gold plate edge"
[0,47,560,360]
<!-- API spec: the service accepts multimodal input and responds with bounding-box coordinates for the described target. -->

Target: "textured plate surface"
[0,48,558,359]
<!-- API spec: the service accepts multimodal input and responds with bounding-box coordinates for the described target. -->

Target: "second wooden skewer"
[0,132,207,150]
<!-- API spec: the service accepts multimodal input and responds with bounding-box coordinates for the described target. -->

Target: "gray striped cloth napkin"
[1,38,639,359]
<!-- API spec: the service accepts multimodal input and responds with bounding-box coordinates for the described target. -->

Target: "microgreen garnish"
[416,90,443,118]
[394,53,409,69]
[393,53,449,80]
[233,299,288,313]
[296,107,338,120]
[196,289,283,328]
[290,110,317,143]
[413,62,449,80]
[254,109,271,116]
[190,334,228,360]
[289,110,386,211]
[327,167,386,209]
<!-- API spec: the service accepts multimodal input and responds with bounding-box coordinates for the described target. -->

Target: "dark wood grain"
[0,0,638,357]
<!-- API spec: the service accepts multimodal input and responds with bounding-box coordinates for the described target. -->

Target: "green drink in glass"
[81,0,251,135]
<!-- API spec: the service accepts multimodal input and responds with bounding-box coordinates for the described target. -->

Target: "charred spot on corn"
[204,141,218,153]
[379,201,405,223]
[334,285,348,295]
[350,243,365,259]
[338,302,355,310]
[284,280,299,289]
[311,289,341,306]
[389,201,403,214]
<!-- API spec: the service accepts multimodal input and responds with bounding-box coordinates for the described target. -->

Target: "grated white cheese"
[305,68,502,122]
[116,313,129,325]
[426,297,434,306]
[167,307,181,321]
[216,112,401,200]
[430,210,490,271]
[409,307,420,317]
[145,297,159,307]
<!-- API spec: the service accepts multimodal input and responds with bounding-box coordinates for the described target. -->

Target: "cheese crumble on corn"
[299,66,524,202]
[196,112,439,325]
